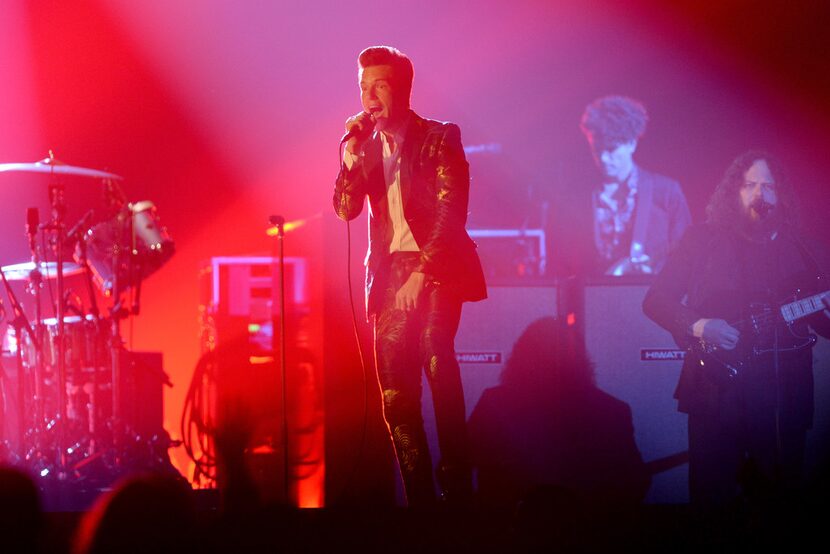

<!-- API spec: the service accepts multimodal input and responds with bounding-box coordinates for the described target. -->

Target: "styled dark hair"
[358,45,414,107]
[580,95,648,151]
[706,150,799,228]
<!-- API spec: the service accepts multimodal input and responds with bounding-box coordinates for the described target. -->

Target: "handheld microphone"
[268,214,285,226]
[340,113,376,143]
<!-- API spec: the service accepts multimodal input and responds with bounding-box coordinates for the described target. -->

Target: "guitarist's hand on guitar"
[823,294,830,319]
[693,318,740,350]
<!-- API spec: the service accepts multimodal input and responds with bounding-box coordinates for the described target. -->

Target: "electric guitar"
[691,289,830,381]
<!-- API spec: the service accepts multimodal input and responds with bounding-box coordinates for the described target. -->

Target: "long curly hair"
[499,317,594,392]
[706,150,800,229]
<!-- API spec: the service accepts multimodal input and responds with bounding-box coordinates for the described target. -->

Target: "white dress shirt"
[344,114,419,253]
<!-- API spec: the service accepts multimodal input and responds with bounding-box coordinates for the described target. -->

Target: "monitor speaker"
[420,284,558,498]
[583,281,688,503]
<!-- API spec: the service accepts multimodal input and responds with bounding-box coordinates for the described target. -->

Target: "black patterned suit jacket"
[333,111,487,315]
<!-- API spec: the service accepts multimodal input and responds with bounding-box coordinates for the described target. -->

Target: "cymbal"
[0,261,84,281]
[0,156,122,180]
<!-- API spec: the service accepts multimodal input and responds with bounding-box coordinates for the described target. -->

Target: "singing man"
[333,46,486,506]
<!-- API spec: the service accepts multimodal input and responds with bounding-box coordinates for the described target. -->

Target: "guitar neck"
[780,290,830,323]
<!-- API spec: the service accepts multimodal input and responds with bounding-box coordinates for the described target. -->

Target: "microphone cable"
[333,140,371,505]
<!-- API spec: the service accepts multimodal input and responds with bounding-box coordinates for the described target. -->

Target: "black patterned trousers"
[373,252,472,507]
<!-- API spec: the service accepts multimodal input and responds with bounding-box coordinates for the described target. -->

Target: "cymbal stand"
[45,177,69,475]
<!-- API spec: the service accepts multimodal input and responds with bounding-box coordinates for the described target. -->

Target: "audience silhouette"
[72,472,196,554]
[0,465,44,553]
[468,317,650,513]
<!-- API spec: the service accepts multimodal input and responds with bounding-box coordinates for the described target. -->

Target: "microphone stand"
[268,214,289,503]
[0,269,41,461]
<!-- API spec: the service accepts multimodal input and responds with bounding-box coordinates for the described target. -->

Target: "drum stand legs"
[1,191,173,493]
[0,156,178,505]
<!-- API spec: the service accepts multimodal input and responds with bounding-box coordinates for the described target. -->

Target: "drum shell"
[77,201,174,294]
[42,316,109,370]
[4,315,109,372]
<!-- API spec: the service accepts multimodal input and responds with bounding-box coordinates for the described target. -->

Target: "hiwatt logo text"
[640,349,686,361]
[456,352,502,364]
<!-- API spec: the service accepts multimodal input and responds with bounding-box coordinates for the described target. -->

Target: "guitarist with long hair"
[643,151,830,510]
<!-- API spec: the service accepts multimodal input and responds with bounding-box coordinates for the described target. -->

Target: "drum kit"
[0,153,175,485]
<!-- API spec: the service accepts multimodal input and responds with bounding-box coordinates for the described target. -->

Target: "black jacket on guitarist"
[644,218,830,507]
[644,223,830,419]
